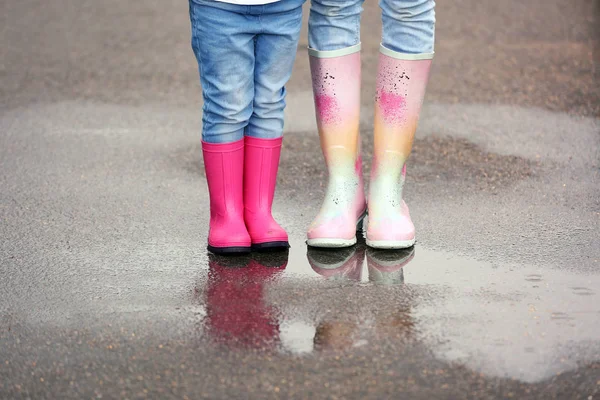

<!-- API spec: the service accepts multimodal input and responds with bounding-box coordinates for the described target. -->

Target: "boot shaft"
[373,48,433,175]
[243,136,282,213]
[202,139,245,221]
[309,46,362,169]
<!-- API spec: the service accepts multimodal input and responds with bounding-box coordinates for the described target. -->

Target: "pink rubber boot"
[366,46,433,249]
[243,136,289,251]
[202,139,251,254]
[306,44,367,248]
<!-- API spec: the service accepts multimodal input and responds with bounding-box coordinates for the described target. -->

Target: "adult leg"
[306,0,367,247]
[366,0,435,248]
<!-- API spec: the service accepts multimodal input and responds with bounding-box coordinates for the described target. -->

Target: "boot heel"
[251,241,290,252]
[207,245,251,255]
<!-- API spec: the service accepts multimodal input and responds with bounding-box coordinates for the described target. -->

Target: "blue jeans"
[308,0,435,54]
[189,0,304,143]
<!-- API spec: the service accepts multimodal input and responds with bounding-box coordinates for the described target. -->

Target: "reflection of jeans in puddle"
[203,251,288,349]
[309,245,416,351]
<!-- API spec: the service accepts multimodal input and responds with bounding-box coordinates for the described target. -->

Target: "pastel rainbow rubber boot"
[202,139,252,255]
[366,46,433,249]
[243,136,289,251]
[306,44,367,248]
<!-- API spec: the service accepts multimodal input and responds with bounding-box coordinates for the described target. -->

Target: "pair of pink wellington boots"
[202,136,288,254]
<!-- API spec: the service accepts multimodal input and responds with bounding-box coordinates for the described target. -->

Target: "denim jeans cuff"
[202,128,245,144]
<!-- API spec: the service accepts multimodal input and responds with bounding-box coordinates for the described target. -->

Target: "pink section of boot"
[202,140,251,248]
[243,136,288,244]
[367,200,415,242]
[307,157,367,241]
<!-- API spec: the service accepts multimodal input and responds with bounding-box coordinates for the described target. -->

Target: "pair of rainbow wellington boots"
[306,44,432,249]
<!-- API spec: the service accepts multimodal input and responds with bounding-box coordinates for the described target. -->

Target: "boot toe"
[246,214,288,245]
[208,222,251,249]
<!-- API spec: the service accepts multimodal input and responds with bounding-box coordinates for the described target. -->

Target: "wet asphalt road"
[1,0,600,399]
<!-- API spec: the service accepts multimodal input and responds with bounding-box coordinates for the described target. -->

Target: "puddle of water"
[197,237,600,382]
[5,233,597,384]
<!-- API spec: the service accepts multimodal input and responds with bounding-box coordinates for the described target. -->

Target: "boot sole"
[207,245,251,255]
[251,241,290,252]
[365,238,415,249]
[306,237,357,248]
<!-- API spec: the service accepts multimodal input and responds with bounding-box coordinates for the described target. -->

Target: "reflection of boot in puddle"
[367,247,415,285]
[367,248,416,339]
[307,241,366,281]
[204,251,288,349]
[249,250,289,273]
[309,241,365,350]
[310,247,417,352]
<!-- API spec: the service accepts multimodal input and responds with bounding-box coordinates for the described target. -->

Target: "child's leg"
[306,0,367,248]
[189,0,257,254]
[366,0,435,249]
[246,0,304,140]
[242,0,304,251]
[190,0,255,144]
